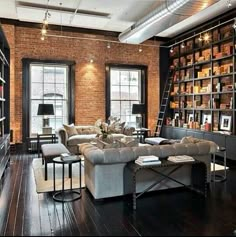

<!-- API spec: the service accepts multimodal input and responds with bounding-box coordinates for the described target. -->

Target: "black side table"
[212,146,227,182]
[52,156,82,202]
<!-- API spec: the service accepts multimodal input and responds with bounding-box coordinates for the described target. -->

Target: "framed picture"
[220,115,232,131]
[188,114,194,123]
[202,114,212,124]
[174,113,179,119]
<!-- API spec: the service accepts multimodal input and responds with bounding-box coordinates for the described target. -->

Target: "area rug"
[211,163,229,171]
[32,158,85,193]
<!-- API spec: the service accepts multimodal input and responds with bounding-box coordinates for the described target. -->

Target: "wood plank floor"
[0,151,236,236]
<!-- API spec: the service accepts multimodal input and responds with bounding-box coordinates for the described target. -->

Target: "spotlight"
[227,0,232,8]
[41,35,45,41]
[204,33,210,42]
[107,42,111,49]
[138,46,142,52]
[233,18,236,30]
[41,25,47,35]
[90,59,94,63]
[181,42,185,48]
[198,34,203,42]
[170,47,174,53]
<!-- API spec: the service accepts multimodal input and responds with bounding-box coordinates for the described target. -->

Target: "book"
[167,155,194,163]
[137,155,159,162]
[60,153,78,162]
[135,159,162,166]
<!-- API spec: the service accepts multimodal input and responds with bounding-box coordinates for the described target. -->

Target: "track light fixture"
[107,42,111,49]
[40,0,50,40]
[170,47,174,53]
[181,42,185,48]
[204,32,210,42]
[227,0,232,8]
[138,46,143,52]
[233,18,236,30]
[198,33,203,42]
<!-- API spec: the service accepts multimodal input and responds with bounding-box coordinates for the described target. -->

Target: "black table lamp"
[132,104,146,128]
[37,104,54,133]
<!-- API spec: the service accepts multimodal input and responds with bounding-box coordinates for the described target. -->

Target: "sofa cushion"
[116,138,139,148]
[67,134,97,146]
[96,139,120,149]
[63,123,78,137]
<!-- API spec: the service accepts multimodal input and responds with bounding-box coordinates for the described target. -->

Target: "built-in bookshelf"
[168,18,235,135]
[159,11,236,160]
[0,23,10,179]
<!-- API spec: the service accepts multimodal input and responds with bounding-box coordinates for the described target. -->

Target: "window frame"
[22,58,75,142]
[105,63,147,128]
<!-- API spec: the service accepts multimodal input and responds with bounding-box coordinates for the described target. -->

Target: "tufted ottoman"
[41,143,70,180]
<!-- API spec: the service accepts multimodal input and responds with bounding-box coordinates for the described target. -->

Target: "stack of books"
[167,155,194,163]
[60,153,78,162]
[135,155,161,166]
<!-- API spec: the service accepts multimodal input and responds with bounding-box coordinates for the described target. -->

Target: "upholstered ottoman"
[41,143,70,180]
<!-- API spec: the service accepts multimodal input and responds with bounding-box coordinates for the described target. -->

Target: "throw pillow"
[63,123,78,137]
[123,126,135,136]
[181,136,202,144]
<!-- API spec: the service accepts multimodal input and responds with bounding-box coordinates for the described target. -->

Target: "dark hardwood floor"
[0,150,236,236]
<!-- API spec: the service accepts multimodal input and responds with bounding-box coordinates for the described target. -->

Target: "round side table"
[52,156,82,202]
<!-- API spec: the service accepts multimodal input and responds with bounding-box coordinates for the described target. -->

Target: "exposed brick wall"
[2,25,160,143]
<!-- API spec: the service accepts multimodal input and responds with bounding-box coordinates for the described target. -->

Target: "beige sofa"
[57,125,135,154]
[80,139,218,200]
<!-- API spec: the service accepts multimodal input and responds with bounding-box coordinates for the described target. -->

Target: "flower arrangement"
[95,119,111,139]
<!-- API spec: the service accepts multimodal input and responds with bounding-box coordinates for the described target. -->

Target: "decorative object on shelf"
[202,114,212,124]
[220,115,232,131]
[37,104,54,134]
[132,103,146,129]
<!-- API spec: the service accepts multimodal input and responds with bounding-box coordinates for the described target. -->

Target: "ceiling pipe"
[118,0,219,44]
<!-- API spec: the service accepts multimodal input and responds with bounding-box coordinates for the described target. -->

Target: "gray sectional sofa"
[80,140,218,199]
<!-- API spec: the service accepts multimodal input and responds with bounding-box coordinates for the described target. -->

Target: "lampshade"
[132,104,146,114]
[37,104,54,115]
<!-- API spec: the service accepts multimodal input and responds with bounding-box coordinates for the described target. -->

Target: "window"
[22,59,75,141]
[106,64,147,128]
[30,64,69,135]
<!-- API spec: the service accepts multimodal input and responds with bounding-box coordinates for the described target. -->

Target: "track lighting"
[227,0,232,8]
[181,42,185,48]
[170,47,174,53]
[90,59,94,63]
[107,42,111,49]
[233,18,236,30]
[40,0,50,40]
[204,33,210,42]
[138,46,143,52]
[198,33,203,42]
[41,25,47,35]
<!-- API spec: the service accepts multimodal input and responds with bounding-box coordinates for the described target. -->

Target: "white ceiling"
[0,0,235,41]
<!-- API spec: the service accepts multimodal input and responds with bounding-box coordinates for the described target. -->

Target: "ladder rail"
[154,69,175,137]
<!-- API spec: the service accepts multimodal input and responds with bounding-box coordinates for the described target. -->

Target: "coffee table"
[126,159,207,210]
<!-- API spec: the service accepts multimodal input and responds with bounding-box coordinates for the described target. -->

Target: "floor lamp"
[37,104,54,134]
[132,104,146,129]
